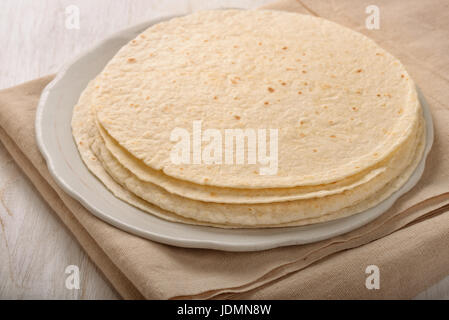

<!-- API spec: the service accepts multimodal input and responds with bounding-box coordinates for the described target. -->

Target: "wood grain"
[0,0,447,299]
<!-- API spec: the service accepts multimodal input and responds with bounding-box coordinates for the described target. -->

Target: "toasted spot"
[213,96,218,100]
[264,101,269,105]
[356,69,363,73]
[330,135,336,138]
[352,107,359,111]
[268,87,275,93]
[234,115,241,120]
[302,70,307,74]
[282,46,288,50]
[128,58,136,63]
[297,91,302,95]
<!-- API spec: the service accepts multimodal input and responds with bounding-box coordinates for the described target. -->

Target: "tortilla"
[96,119,387,203]
[94,119,424,226]
[72,80,425,227]
[93,9,420,188]
[72,9,426,227]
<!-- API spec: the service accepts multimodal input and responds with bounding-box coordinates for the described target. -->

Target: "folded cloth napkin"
[1,0,449,299]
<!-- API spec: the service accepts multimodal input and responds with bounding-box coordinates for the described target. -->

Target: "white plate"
[36,14,434,252]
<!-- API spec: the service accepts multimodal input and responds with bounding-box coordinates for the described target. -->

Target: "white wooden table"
[0,0,448,299]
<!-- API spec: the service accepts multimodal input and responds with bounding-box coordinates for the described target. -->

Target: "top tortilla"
[94,9,420,188]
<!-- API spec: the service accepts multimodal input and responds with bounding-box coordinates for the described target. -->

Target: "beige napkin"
[1,0,449,299]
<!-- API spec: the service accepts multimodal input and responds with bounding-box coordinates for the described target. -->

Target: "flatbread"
[96,118,386,203]
[72,10,426,228]
[71,80,426,227]
[94,119,424,226]
[93,9,420,188]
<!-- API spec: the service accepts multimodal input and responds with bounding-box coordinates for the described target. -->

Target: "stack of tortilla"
[71,9,425,228]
